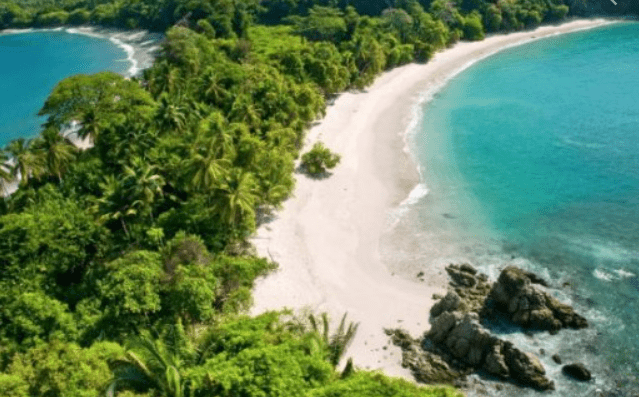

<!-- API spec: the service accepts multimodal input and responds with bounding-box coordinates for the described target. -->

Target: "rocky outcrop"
[562,363,592,381]
[427,311,555,391]
[444,264,492,314]
[486,266,588,332]
[401,264,591,392]
[385,329,462,385]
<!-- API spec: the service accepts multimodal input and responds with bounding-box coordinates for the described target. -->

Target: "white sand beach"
[250,18,615,379]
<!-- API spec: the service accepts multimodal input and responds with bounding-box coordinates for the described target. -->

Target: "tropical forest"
[0,0,636,396]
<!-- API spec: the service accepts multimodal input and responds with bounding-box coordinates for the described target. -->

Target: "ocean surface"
[385,22,639,395]
[0,30,130,147]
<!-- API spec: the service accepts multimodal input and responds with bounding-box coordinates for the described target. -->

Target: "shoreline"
[0,25,163,77]
[250,18,618,379]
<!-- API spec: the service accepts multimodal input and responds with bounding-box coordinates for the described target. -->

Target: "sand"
[250,18,616,379]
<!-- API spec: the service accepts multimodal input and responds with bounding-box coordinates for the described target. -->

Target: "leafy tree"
[95,250,164,327]
[4,340,124,397]
[462,11,484,41]
[0,187,109,296]
[0,290,78,348]
[38,72,156,142]
[301,142,341,175]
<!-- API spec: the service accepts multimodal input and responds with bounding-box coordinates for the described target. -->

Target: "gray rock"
[488,266,588,331]
[552,354,562,364]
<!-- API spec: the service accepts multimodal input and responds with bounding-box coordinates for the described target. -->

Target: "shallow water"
[0,30,129,146]
[384,22,639,395]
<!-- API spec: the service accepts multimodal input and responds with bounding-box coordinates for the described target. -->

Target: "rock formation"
[444,264,492,314]
[486,266,588,332]
[427,310,555,391]
[396,264,590,392]
[385,329,462,384]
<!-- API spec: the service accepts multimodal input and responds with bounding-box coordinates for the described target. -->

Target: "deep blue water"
[0,30,129,147]
[396,22,639,395]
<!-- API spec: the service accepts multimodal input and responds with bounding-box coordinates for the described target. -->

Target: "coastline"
[0,25,163,77]
[250,18,617,379]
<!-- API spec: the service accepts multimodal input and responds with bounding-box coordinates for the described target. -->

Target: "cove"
[0,30,129,147]
[394,22,639,395]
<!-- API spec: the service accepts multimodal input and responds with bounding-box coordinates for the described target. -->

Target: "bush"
[462,12,485,41]
[301,142,341,175]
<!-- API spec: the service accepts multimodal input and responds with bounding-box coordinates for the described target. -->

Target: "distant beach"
[250,18,616,380]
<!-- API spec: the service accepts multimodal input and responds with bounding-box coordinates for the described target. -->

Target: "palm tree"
[108,326,195,397]
[93,174,134,238]
[122,157,166,222]
[182,142,230,193]
[32,127,78,181]
[0,148,14,195]
[198,113,236,160]
[214,170,258,227]
[308,312,359,367]
[156,93,188,133]
[6,138,44,187]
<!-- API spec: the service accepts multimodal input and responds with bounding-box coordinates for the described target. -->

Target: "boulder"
[562,363,592,381]
[426,310,554,391]
[502,343,555,390]
[552,354,562,365]
[487,266,588,331]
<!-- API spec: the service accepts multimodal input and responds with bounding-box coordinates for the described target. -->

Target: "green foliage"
[0,290,78,348]
[0,374,28,397]
[4,340,124,397]
[309,371,463,397]
[462,11,484,41]
[0,187,109,297]
[96,251,164,321]
[301,142,341,175]
[35,10,68,26]
[288,6,347,43]
[39,72,156,142]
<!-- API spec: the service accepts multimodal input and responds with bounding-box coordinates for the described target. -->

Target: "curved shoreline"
[250,18,618,380]
[0,25,162,77]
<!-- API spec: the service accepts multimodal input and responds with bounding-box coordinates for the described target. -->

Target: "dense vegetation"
[0,0,636,396]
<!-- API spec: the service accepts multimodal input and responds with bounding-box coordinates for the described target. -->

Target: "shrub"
[301,142,341,175]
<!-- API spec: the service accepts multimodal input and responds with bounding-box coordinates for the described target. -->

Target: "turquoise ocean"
[0,30,130,147]
[384,22,639,395]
